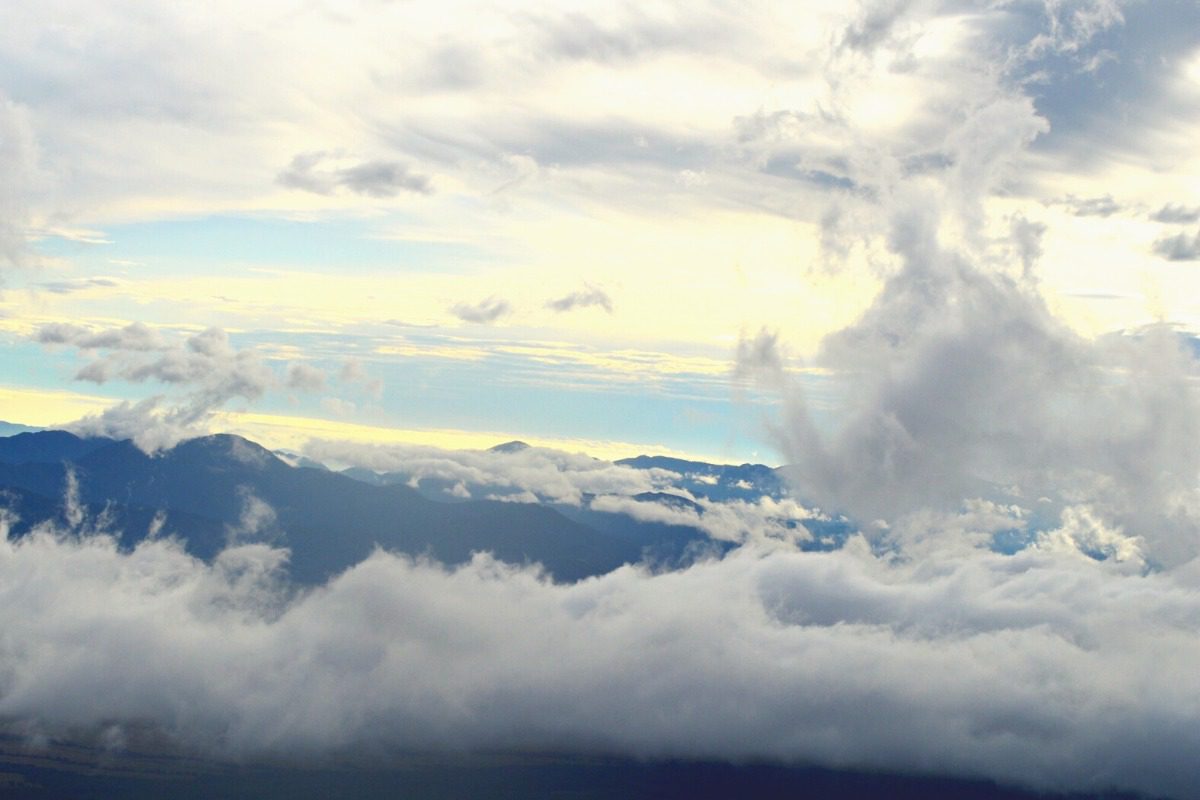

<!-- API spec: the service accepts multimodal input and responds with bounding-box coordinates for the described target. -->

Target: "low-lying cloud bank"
[305,438,683,506]
[303,438,818,544]
[1,510,1198,799]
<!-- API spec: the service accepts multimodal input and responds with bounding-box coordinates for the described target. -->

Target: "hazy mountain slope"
[615,455,786,502]
[0,429,117,466]
[0,431,643,583]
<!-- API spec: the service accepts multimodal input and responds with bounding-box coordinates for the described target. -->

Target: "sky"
[2,0,1199,463]
[7,4,1200,798]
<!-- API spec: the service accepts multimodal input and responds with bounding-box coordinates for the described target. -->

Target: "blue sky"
[2,0,1199,463]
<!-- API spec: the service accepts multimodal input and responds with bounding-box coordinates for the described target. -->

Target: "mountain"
[0,420,40,437]
[489,440,531,454]
[0,429,116,465]
[0,431,657,584]
[615,455,787,502]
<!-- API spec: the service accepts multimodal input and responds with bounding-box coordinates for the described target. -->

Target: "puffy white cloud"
[39,324,327,451]
[286,363,327,393]
[589,493,817,545]
[303,439,681,506]
[1,516,1200,799]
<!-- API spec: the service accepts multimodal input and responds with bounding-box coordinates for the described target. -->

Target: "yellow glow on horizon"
[0,386,114,426]
[0,385,730,463]
[221,411,727,463]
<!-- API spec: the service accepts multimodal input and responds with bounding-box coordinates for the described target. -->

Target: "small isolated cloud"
[451,296,512,324]
[339,359,383,399]
[546,285,613,314]
[1151,204,1200,224]
[286,363,327,392]
[224,488,281,546]
[1152,229,1200,261]
[734,329,786,383]
[1058,193,1121,217]
[336,160,431,197]
[278,152,432,198]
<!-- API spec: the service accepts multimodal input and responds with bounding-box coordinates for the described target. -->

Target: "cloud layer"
[1,515,1199,799]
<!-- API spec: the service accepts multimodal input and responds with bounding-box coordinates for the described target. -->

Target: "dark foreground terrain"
[0,737,1150,800]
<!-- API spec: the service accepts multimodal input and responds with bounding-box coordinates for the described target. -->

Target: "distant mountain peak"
[489,441,531,454]
[0,429,116,466]
[173,433,279,468]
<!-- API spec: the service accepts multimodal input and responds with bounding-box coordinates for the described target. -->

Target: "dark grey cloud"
[1058,193,1120,217]
[546,285,612,314]
[451,296,512,324]
[534,9,732,65]
[336,160,431,197]
[1151,204,1200,224]
[837,0,915,55]
[278,152,432,197]
[275,152,330,194]
[1010,215,1047,278]
[1152,229,1200,261]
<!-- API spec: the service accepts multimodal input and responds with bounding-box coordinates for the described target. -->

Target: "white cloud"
[1,517,1199,799]
[304,439,681,506]
[40,324,327,451]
